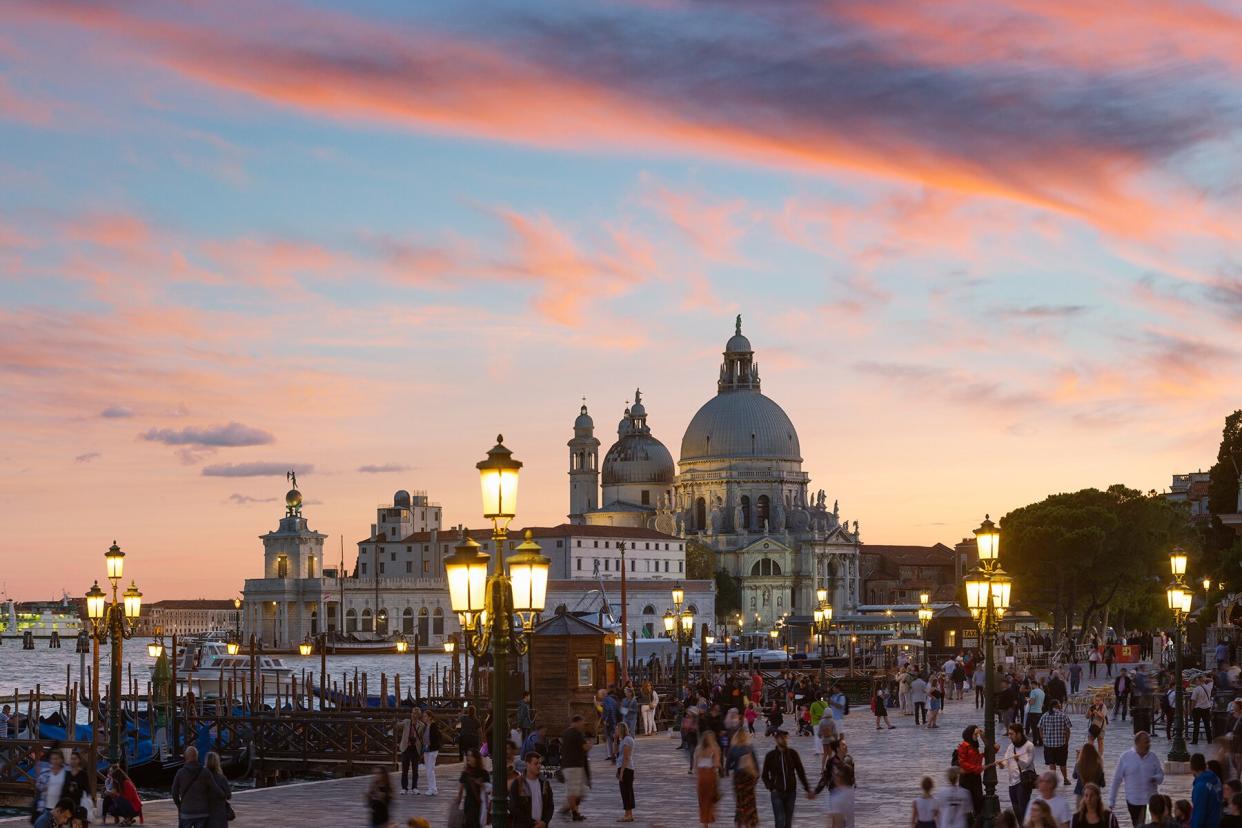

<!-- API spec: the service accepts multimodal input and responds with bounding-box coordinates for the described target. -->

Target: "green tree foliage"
[714,569,743,620]
[1205,410,1242,584]
[685,540,715,581]
[1000,485,1194,640]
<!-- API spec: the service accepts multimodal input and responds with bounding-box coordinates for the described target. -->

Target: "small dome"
[574,404,594,430]
[602,432,675,486]
[393,490,411,507]
[285,489,303,509]
[725,332,752,353]
[617,408,634,436]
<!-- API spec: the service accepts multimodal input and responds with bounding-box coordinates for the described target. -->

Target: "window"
[406,561,412,573]
[576,559,582,571]
[664,561,670,572]
[360,563,367,575]
[557,540,563,548]
[604,541,610,548]
[631,559,636,572]
[407,546,412,553]
[678,561,683,572]
[641,490,650,505]
[945,629,957,647]
[750,559,782,577]
[418,607,430,642]
[433,607,444,636]
[604,559,609,571]
[307,557,316,578]
[642,605,655,615]
[361,608,373,632]
[422,560,430,574]
[402,607,414,634]
[391,550,397,561]
[379,562,385,574]
[346,608,358,633]
[276,556,288,578]
[594,541,598,548]
[665,543,670,551]
[576,540,582,547]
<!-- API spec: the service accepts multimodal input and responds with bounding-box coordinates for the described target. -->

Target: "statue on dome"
[771,500,785,533]
[733,502,745,534]
[735,314,742,335]
[709,497,724,534]
[833,499,839,517]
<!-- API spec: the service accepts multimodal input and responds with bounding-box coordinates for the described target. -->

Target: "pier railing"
[0,738,93,807]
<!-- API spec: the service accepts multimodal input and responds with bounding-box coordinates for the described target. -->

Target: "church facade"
[569,318,861,628]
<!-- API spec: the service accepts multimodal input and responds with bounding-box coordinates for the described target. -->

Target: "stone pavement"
[0,671,1201,827]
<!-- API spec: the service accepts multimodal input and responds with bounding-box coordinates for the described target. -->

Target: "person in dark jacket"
[170,746,225,828]
[761,731,811,828]
[203,751,232,828]
[509,751,554,828]
[458,706,481,756]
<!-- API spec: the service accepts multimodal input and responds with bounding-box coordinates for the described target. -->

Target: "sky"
[1,0,1240,601]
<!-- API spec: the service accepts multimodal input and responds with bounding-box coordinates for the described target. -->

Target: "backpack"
[428,721,442,751]
[842,696,850,716]
[950,747,959,766]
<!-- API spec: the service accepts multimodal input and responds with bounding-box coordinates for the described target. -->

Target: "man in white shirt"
[1109,731,1164,827]
[1027,771,1072,828]
[1191,676,1214,744]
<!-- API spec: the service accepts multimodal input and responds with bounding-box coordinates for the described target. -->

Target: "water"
[0,640,458,712]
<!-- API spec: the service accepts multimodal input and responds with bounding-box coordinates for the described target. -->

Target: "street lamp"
[963,515,1012,828]
[85,542,144,768]
[445,437,550,828]
[813,602,832,686]
[918,597,934,664]
[298,638,313,657]
[1167,547,1193,763]
[395,634,409,654]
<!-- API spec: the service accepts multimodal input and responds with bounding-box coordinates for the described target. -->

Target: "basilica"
[570,317,862,626]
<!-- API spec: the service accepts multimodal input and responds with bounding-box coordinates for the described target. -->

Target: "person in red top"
[956,725,986,822]
[102,766,142,825]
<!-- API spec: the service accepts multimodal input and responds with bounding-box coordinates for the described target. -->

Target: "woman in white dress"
[827,761,855,827]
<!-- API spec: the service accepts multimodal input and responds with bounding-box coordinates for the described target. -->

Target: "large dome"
[602,432,676,485]
[679,391,801,464]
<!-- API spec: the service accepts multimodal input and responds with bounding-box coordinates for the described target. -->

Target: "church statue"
[771,499,785,532]
[735,313,742,336]
[673,511,684,535]
[760,515,768,535]
[733,502,745,534]
[816,489,826,510]
[833,499,839,517]
[853,519,859,536]
[709,497,724,534]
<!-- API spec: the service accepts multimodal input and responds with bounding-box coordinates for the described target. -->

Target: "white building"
[147,599,240,636]
[568,316,861,628]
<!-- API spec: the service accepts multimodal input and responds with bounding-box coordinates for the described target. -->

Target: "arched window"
[310,609,319,635]
[345,608,357,633]
[432,607,444,636]
[749,558,782,577]
[757,495,770,528]
[360,608,373,633]
[376,608,389,635]
[695,497,706,532]
[642,605,655,615]
[740,495,751,531]
[276,556,288,578]
[687,604,698,616]
[402,607,414,634]
[418,607,430,643]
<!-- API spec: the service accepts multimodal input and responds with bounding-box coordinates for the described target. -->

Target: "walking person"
[1028,772,1073,828]
[1068,660,1083,696]
[1103,648,1115,678]
[1038,700,1073,786]
[517,691,535,744]
[726,726,761,828]
[929,681,945,728]
[423,710,441,796]
[1072,743,1106,800]
[203,752,232,828]
[911,674,929,727]
[872,687,895,730]
[937,767,974,828]
[1071,783,1118,828]
[509,751,554,828]
[398,707,423,796]
[1086,702,1109,757]
[1109,732,1164,827]
[911,776,939,828]
[1088,649,1100,680]
[615,722,636,823]
[1114,670,1132,722]
[558,714,590,822]
[1026,680,1046,747]
[364,765,394,828]
[976,664,988,709]
[762,730,811,828]
[999,723,1037,823]
[1192,677,1215,745]
[828,762,856,828]
[33,750,67,828]
[458,706,481,757]
[171,746,226,828]
[1189,752,1223,828]
[695,730,722,827]
[453,748,489,828]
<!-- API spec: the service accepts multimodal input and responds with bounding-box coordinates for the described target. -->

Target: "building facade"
[859,544,958,605]
[568,317,860,627]
[147,599,240,636]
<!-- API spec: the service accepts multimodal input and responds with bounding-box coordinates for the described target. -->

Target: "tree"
[714,569,743,621]
[1205,410,1242,587]
[685,540,715,581]
[1000,486,1194,641]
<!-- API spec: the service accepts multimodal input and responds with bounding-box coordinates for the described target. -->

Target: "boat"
[157,640,297,698]
[0,592,85,639]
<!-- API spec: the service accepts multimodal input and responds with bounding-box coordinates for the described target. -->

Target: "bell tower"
[568,403,600,524]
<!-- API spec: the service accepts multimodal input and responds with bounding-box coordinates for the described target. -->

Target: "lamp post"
[665,583,692,690]
[444,637,459,696]
[1167,547,1193,763]
[85,542,144,768]
[963,516,1011,828]
[918,591,933,666]
[445,437,551,828]
[813,594,832,688]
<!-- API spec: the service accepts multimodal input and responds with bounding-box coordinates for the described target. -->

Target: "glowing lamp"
[147,640,164,658]
[769,629,779,640]
[477,435,521,522]
[1203,577,1212,592]
[395,636,408,654]
[823,605,833,623]
[444,640,455,654]
[122,582,142,620]
[989,569,1012,612]
[671,582,685,608]
[1180,590,1193,614]
[105,541,126,584]
[705,635,715,645]
[680,609,693,633]
[85,582,106,621]
[507,530,551,625]
[974,515,1000,561]
[919,591,930,606]
[813,607,824,625]
[816,587,828,605]
[226,639,240,656]
[918,606,934,624]
[298,639,313,657]
[233,598,241,610]
[1170,548,1188,577]
[663,610,675,633]
[964,568,989,613]
[1167,584,1185,612]
[445,530,490,630]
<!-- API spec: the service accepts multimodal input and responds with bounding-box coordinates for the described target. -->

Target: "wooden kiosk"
[528,609,609,733]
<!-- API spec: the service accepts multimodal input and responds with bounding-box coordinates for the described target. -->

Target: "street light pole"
[964,516,1012,828]
[85,542,144,769]
[1167,548,1192,763]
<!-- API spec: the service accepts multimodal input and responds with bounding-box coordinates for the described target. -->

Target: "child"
[911,775,937,828]
[744,701,758,735]
[797,705,813,737]
[764,703,784,737]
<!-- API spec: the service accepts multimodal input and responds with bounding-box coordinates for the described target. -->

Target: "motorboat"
[157,640,297,698]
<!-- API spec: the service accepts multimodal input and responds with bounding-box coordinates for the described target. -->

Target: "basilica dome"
[602,431,676,485]
[679,318,802,465]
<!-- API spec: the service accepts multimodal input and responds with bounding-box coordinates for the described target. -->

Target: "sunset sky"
[2,1,1239,600]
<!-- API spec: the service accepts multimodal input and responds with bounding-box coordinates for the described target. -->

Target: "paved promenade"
[1,673,1200,827]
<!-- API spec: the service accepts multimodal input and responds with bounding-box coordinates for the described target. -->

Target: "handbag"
[1018,751,1037,791]
[226,802,236,821]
